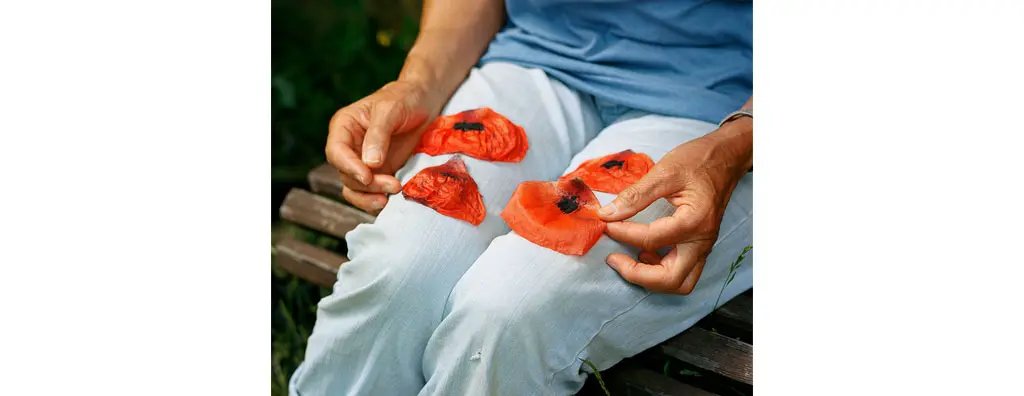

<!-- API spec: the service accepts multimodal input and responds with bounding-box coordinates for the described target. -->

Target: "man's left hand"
[598,117,752,295]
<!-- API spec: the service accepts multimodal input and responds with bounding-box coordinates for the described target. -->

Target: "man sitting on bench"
[290,0,753,394]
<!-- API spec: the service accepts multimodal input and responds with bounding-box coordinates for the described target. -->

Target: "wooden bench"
[273,164,753,395]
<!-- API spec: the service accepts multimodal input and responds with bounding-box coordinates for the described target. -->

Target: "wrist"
[397,54,449,113]
[399,34,474,112]
[706,117,753,174]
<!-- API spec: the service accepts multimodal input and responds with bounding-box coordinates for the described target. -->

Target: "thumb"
[362,102,407,168]
[598,167,675,221]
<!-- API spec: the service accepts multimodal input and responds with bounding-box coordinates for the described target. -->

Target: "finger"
[605,198,708,249]
[606,253,676,292]
[605,215,691,251]
[362,102,406,168]
[675,258,705,295]
[341,187,388,214]
[327,143,374,186]
[598,165,677,222]
[379,126,426,174]
[661,244,704,287]
[638,250,662,265]
[326,114,373,185]
[340,172,402,194]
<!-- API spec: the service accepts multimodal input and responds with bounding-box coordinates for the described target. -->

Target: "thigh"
[426,113,752,394]
[294,62,603,395]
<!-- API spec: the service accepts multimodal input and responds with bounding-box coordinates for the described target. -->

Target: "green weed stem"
[713,245,752,311]
[581,358,611,396]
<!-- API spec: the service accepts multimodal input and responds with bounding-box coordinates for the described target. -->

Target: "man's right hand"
[324,0,506,213]
[325,80,443,214]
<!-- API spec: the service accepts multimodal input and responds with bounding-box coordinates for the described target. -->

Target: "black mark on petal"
[556,195,580,214]
[454,122,485,131]
[440,171,464,181]
[601,160,625,169]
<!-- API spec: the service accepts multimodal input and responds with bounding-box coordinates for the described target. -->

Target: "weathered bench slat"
[308,163,345,197]
[279,188,376,239]
[717,291,752,328]
[660,327,752,385]
[607,367,718,396]
[273,238,347,288]
[710,291,752,340]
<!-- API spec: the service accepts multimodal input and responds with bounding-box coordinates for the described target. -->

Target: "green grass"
[271,260,328,396]
[270,224,342,396]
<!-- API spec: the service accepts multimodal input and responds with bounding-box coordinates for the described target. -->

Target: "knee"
[336,247,433,300]
[338,217,487,303]
[318,241,451,319]
[450,281,555,340]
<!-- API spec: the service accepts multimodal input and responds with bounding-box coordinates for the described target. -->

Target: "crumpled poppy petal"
[415,107,529,162]
[560,150,655,194]
[501,178,605,256]
[402,155,486,225]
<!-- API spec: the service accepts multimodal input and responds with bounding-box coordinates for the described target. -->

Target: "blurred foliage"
[272,0,420,182]
[272,1,419,395]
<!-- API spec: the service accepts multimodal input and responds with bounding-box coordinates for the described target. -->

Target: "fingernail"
[598,203,617,217]
[363,147,382,165]
[359,174,372,185]
[388,182,401,194]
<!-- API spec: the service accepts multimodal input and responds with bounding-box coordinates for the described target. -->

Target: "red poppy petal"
[561,150,655,194]
[416,107,529,162]
[402,155,486,225]
[501,178,605,255]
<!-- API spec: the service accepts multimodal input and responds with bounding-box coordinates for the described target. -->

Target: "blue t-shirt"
[480,0,752,124]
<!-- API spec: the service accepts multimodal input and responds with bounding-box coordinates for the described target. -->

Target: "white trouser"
[290,62,753,395]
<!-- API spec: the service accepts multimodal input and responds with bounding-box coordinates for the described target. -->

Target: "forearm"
[398,0,505,111]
